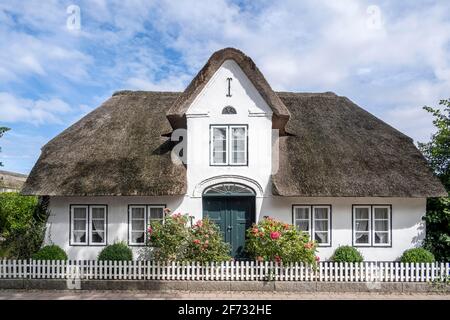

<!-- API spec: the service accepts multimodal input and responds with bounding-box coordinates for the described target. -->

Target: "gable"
[186,59,272,117]
[166,48,290,133]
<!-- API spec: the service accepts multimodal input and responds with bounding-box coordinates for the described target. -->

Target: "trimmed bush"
[400,248,435,263]
[98,242,133,261]
[331,246,363,263]
[32,245,67,260]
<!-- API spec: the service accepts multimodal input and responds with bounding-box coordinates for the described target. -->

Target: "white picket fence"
[0,260,449,282]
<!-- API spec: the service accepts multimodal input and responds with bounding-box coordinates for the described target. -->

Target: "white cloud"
[0,92,73,125]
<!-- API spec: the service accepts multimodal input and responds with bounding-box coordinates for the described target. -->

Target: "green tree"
[418,99,450,261]
[0,127,10,167]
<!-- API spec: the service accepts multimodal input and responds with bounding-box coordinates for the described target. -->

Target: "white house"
[22,48,446,261]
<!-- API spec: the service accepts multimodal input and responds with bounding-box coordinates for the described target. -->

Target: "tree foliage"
[418,99,450,261]
[0,193,50,259]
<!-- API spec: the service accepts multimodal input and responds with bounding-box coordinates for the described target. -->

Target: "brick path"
[0,290,448,300]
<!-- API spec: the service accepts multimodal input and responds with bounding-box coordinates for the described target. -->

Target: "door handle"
[227,225,233,232]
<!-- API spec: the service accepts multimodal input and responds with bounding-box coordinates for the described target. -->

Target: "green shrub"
[0,193,37,237]
[331,246,363,263]
[185,218,231,263]
[98,242,133,261]
[148,212,190,261]
[400,248,435,263]
[245,217,318,265]
[32,245,67,260]
[148,212,231,263]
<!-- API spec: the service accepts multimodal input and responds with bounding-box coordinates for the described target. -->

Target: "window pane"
[91,231,104,243]
[230,127,246,164]
[73,220,86,231]
[213,151,227,164]
[355,220,368,231]
[232,151,245,164]
[296,220,309,231]
[314,220,328,232]
[375,232,389,244]
[132,220,145,231]
[355,207,369,220]
[355,232,369,244]
[213,127,227,140]
[73,231,86,243]
[149,207,163,220]
[374,207,389,219]
[375,220,388,232]
[212,127,227,164]
[92,219,104,231]
[231,127,245,139]
[73,207,87,219]
[91,207,105,219]
[315,232,328,243]
[295,207,309,220]
[131,231,144,244]
[314,208,328,219]
[131,207,145,219]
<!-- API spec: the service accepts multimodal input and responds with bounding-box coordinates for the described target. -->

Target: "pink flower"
[270,231,281,240]
[304,242,313,249]
[193,239,201,245]
[147,226,153,234]
[195,220,203,228]
[275,255,281,263]
[252,228,259,234]
[315,256,320,262]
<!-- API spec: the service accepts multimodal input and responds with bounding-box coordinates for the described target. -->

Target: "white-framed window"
[293,205,331,246]
[313,206,331,246]
[71,205,88,245]
[353,206,371,246]
[129,205,165,246]
[293,206,311,233]
[353,205,391,246]
[210,125,247,165]
[90,206,107,245]
[373,206,391,246]
[129,205,146,245]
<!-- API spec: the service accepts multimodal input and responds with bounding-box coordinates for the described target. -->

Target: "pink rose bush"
[148,211,231,263]
[246,216,318,265]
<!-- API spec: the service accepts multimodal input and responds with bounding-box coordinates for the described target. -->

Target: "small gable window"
[222,106,237,114]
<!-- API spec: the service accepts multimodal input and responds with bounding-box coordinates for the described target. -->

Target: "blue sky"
[0,0,449,174]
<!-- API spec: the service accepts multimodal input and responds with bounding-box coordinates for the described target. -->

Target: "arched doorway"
[202,183,255,259]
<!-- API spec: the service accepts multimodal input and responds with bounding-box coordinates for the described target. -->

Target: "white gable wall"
[185,59,273,217]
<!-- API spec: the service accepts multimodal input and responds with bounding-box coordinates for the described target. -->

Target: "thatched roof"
[167,47,290,134]
[22,90,446,197]
[0,170,27,191]
[21,91,186,196]
[273,92,447,197]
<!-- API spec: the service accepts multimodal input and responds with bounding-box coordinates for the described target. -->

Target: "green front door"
[203,196,255,259]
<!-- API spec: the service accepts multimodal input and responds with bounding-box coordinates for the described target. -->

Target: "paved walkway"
[0,290,448,300]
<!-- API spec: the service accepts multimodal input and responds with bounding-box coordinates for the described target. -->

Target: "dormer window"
[222,106,237,114]
[210,125,247,166]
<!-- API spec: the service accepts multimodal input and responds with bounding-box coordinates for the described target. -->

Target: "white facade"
[46,195,426,261]
[44,60,427,261]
